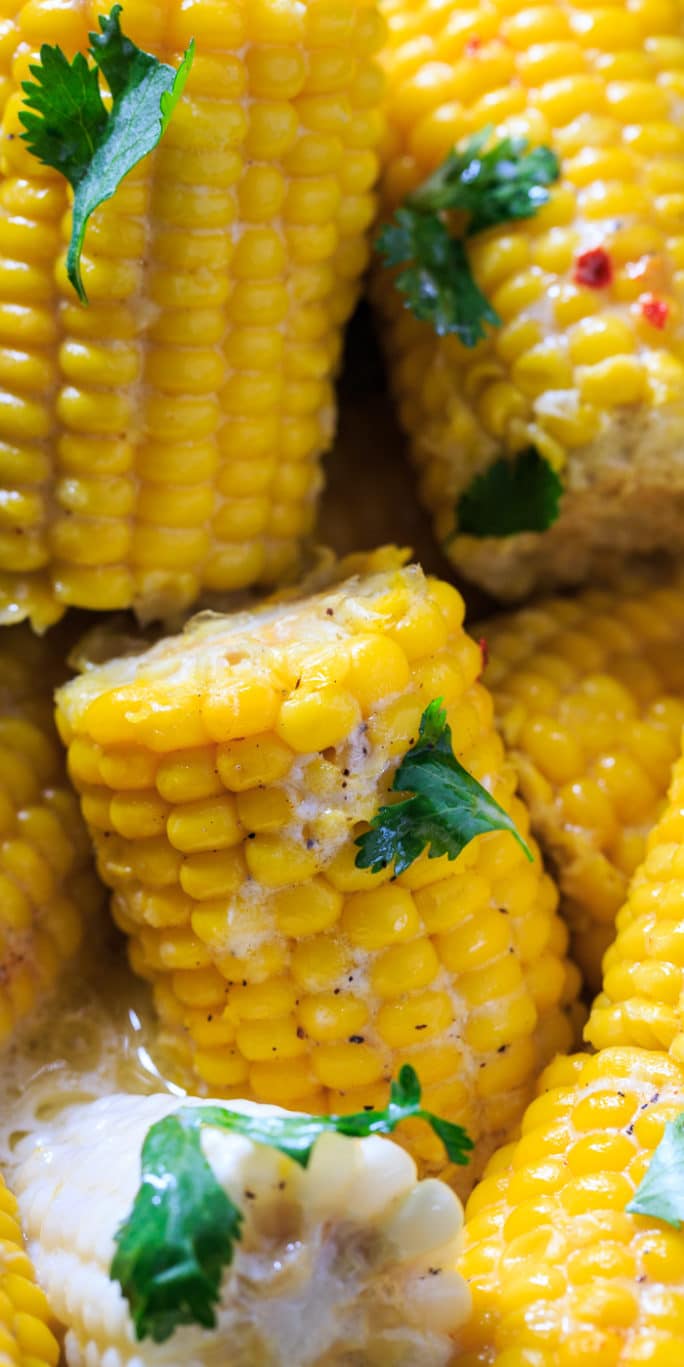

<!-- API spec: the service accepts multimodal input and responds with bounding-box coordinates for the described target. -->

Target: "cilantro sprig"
[377,130,559,345]
[627,1112,684,1228]
[355,698,532,876]
[456,447,563,538]
[111,1064,473,1343]
[19,5,194,302]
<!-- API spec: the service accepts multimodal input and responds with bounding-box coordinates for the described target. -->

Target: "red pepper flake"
[465,36,482,54]
[574,247,613,289]
[640,293,669,330]
[479,636,489,674]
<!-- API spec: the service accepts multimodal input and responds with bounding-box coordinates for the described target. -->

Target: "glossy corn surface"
[483,566,684,992]
[373,0,684,599]
[0,627,98,1048]
[0,0,384,630]
[56,559,577,1189]
[457,1046,684,1366]
[587,738,684,1060]
[11,1090,470,1366]
[0,1168,58,1367]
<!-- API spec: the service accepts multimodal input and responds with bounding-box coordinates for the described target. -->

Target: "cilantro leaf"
[111,1113,242,1344]
[111,1065,473,1343]
[456,447,563,538]
[355,698,532,876]
[377,130,560,344]
[19,5,194,302]
[627,1113,684,1229]
[377,211,499,344]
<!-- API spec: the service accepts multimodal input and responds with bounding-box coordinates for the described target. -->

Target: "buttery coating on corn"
[0,626,98,1049]
[587,739,684,1061]
[456,1047,684,1366]
[483,567,684,992]
[56,559,577,1190]
[0,1168,59,1367]
[11,1090,470,1366]
[373,0,684,599]
[0,0,384,630]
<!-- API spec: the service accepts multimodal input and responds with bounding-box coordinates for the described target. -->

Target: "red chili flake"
[479,636,489,673]
[640,293,669,330]
[574,247,613,289]
[465,36,482,54]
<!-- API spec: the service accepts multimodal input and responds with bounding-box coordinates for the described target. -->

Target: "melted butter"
[0,924,184,1171]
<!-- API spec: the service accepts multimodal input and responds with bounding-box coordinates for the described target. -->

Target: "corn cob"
[55,557,577,1189]
[587,736,684,1059]
[0,0,384,631]
[456,1046,684,1366]
[0,1168,58,1367]
[0,626,98,1048]
[482,566,684,992]
[11,1089,470,1366]
[372,0,684,600]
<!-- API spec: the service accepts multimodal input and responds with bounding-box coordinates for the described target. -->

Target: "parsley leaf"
[355,698,532,876]
[111,1064,473,1343]
[19,5,194,302]
[456,447,563,538]
[378,210,499,344]
[377,129,560,345]
[627,1113,684,1229]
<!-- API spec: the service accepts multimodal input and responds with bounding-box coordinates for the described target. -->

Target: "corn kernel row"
[56,558,578,1189]
[0,0,384,629]
[0,1168,58,1367]
[483,566,684,991]
[457,1047,684,1366]
[0,626,99,1047]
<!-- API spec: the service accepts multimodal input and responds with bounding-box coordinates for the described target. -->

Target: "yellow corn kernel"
[57,558,574,1187]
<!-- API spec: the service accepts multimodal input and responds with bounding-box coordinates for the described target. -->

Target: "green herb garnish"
[354,698,532,875]
[19,5,194,303]
[377,130,560,345]
[627,1112,684,1229]
[111,1064,473,1343]
[456,447,563,538]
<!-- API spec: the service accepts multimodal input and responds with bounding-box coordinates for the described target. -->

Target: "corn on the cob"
[372,0,684,600]
[55,557,577,1188]
[11,1089,470,1366]
[587,736,684,1059]
[456,1046,684,1366]
[0,0,384,631]
[0,626,98,1048]
[482,567,684,992]
[0,1167,59,1367]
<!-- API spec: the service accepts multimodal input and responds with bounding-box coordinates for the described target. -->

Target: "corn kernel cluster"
[0,0,384,630]
[457,1047,684,1366]
[0,626,97,1047]
[483,568,684,992]
[0,1168,59,1367]
[587,744,684,1061]
[373,0,684,599]
[56,561,577,1187]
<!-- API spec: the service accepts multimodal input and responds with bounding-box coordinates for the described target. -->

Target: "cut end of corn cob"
[374,0,684,599]
[456,1046,684,1366]
[0,0,385,630]
[0,625,99,1049]
[56,555,577,1190]
[482,564,684,992]
[0,1167,59,1367]
[587,734,684,1060]
[12,1090,470,1367]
